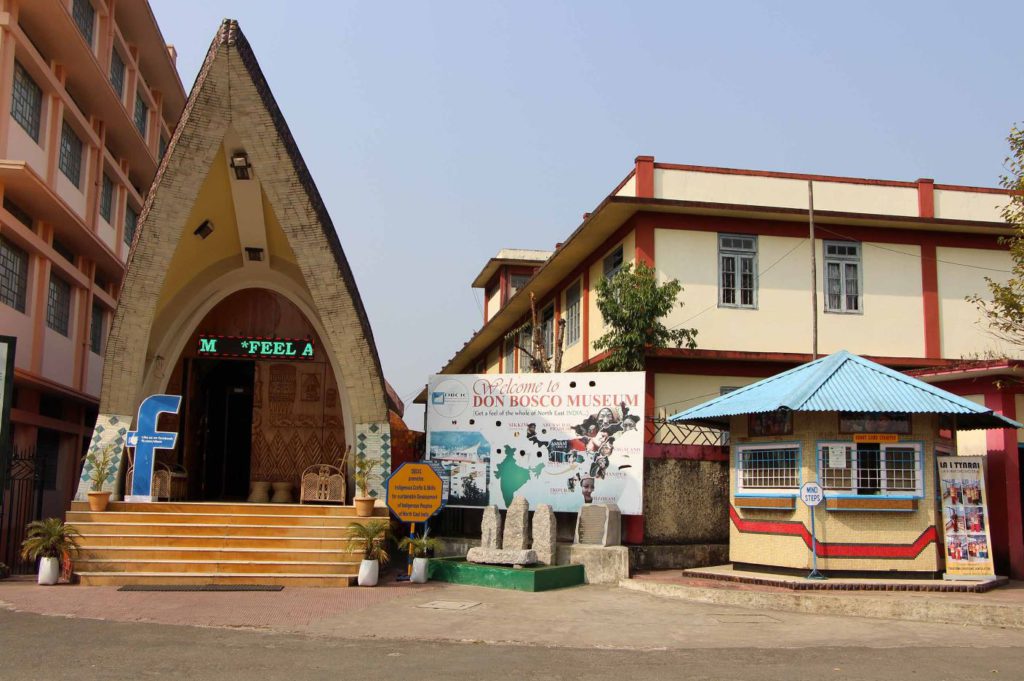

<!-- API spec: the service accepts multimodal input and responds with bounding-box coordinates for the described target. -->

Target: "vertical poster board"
[937,455,995,579]
[0,336,14,465]
[426,372,645,515]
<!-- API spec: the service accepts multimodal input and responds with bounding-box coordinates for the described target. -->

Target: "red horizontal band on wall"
[730,505,938,559]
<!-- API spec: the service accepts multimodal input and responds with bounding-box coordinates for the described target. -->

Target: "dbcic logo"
[429,378,469,419]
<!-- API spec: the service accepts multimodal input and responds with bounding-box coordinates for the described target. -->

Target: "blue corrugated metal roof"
[668,350,1022,431]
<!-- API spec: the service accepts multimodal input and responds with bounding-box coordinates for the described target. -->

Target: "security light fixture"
[231,151,252,180]
[245,247,264,262]
[193,220,214,239]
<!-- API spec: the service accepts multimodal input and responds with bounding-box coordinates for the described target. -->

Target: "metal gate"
[0,446,45,575]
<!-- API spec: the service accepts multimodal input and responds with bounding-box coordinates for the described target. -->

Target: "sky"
[150,1,1023,427]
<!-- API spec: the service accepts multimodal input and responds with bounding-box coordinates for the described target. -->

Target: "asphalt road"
[1,608,1021,681]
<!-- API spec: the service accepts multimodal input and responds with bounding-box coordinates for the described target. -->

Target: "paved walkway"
[2,578,1023,651]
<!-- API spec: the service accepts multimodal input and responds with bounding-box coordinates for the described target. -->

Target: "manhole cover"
[710,613,781,624]
[417,600,480,610]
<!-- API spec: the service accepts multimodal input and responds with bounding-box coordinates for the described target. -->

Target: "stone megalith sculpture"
[574,503,622,546]
[532,504,556,565]
[502,495,531,550]
[480,505,503,549]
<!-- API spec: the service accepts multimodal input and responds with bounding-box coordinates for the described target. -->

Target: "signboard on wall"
[197,335,314,360]
[937,455,996,580]
[425,372,645,515]
[0,336,15,466]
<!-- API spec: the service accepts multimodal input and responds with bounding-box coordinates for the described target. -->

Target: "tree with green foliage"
[970,125,1024,345]
[592,262,698,371]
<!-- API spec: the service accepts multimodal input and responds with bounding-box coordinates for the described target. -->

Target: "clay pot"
[354,497,375,517]
[87,491,111,512]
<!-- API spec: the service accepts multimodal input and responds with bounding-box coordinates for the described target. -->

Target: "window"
[4,197,34,229]
[818,442,922,496]
[99,174,114,222]
[110,49,125,99]
[0,236,29,312]
[824,241,861,313]
[72,0,96,47]
[719,234,757,308]
[517,325,532,373]
[565,280,581,347]
[736,444,800,492]
[52,239,75,264]
[46,274,71,336]
[509,273,530,299]
[603,245,624,279]
[133,94,148,138]
[158,135,168,161]
[124,204,138,245]
[541,304,555,359]
[58,121,83,187]
[11,61,42,142]
[90,302,104,354]
[503,335,515,373]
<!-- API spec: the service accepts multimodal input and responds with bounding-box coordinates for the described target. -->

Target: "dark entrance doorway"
[193,360,254,500]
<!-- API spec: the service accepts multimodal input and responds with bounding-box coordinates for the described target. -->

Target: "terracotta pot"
[354,497,375,517]
[87,491,111,512]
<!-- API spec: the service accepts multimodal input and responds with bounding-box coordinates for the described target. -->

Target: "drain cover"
[417,600,480,610]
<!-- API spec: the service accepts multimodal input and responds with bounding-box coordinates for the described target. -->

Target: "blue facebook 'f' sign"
[126,394,182,501]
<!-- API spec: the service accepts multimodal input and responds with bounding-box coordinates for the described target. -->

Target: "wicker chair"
[299,447,349,504]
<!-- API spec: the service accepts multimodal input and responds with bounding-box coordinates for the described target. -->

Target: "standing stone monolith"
[481,505,503,549]
[502,495,531,550]
[532,504,556,565]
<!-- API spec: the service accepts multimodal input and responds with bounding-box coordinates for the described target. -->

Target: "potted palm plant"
[348,518,391,586]
[353,456,376,517]
[85,443,117,512]
[21,518,81,585]
[399,530,441,584]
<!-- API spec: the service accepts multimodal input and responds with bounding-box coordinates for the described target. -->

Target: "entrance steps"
[67,501,386,587]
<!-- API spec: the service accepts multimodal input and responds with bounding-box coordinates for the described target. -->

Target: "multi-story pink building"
[0,0,183,523]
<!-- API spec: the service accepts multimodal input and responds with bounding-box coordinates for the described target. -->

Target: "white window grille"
[502,335,515,373]
[824,241,861,313]
[603,245,624,279]
[565,280,581,347]
[517,325,532,373]
[818,442,922,496]
[541,304,554,359]
[736,445,799,492]
[719,234,757,308]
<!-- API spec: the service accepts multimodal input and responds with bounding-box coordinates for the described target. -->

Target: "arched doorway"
[162,288,347,501]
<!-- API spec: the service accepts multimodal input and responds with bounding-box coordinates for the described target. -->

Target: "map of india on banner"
[426,372,645,515]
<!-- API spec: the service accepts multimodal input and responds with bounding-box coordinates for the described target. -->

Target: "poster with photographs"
[937,455,995,579]
[426,372,645,515]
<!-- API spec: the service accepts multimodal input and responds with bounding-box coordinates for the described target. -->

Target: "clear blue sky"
[150,1,1023,426]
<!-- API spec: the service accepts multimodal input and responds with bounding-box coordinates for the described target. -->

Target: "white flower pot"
[411,557,429,584]
[358,559,379,587]
[37,557,59,586]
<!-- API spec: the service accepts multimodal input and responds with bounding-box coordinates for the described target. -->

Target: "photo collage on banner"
[426,372,645,515]
[937,455,995,579]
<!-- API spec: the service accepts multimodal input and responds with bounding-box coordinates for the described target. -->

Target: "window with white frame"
[541,304,554,359]
[503,335,515,373]
[736,444,799,492]
[818,442,922,496]
[603,245,624,279]
[565,280,581,347]
[719,234,757,308]
[11,61,42,142]
[517,325,532,373]
[58,121,83,188]
[824,241,861,313]
[509,273,529,299]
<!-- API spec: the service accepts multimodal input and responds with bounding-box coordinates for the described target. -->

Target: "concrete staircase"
[67,501,386,587]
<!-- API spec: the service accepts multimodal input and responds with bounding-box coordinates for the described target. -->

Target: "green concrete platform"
[428,557,585,592]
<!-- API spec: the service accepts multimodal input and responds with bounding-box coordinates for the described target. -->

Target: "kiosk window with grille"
[737,445,799,492]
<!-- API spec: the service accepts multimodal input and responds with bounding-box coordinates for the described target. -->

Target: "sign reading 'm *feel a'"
[197,335,314,360]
